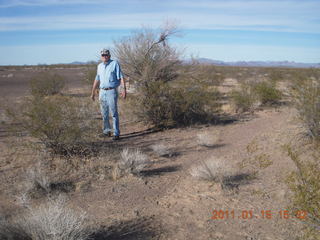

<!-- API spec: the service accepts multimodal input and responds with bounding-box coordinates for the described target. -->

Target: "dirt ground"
[0,67,306,239]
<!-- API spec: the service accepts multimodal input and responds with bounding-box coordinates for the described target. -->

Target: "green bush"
[29,72,66,97]
[231,83,256,113]
[268,69,284,83]
[290,76,320,142]
[231,79,282,113]
[130,81,221,128]
[253,81,282,105]
[83,66,96,86]
[6,95,99,156]
[180,60,225,86]
[285,145,320,240]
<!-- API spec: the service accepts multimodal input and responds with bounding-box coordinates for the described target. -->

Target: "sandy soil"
[0,67,306,239]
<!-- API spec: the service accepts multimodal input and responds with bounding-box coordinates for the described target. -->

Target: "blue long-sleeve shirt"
[95,59,123,88]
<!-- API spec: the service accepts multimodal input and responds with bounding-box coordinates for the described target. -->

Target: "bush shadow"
[49,180,76,193]
[199,143,227,149]
[30,180,76,199]
[90,216,162,240]
[140,164,182,177]
[221,172,257,191]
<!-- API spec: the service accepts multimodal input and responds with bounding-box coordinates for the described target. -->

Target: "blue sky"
[0,0,319,65]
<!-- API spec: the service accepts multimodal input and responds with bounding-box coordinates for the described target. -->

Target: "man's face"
[101,54,110,62]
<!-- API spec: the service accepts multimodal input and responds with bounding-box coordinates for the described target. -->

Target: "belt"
[100,87,114,90]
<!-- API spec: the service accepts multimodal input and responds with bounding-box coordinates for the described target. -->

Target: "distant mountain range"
[185,58,320,68]
[68,59,320,68]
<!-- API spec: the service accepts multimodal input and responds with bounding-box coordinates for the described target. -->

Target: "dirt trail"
[74,105,303,239]
[152,107,302,240]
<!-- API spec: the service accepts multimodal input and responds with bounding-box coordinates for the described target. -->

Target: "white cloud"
[173,0,320,13]
[0,0,319,33]
[0,10,319,33]
[0,13,164,31]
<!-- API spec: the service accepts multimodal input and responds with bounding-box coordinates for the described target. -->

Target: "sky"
[0,0,319,65]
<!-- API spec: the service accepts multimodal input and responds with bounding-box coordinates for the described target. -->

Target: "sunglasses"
[101,54,110,57]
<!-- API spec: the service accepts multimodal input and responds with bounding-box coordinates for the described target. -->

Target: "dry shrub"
[0,196,90,240]
[113,21,181,87]
[30,72,66,97]
[113,23,180,128]
[119,148,149,175]
[239,140,273,171]
[114,22,221,128]
[6,95,99,156]
[290,72,320,142]
[285,145,320,239]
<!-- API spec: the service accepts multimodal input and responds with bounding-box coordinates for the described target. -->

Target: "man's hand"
[91,93,95,101]
[120,88,127,99]
[91,79,99,101]
[120,78,127,99]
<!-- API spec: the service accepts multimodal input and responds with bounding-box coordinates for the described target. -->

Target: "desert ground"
[0,65,311,239]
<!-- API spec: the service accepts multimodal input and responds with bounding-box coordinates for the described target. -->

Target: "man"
[90,49,126,140]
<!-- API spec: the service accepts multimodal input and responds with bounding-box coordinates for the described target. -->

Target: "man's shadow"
[119,128,162,140]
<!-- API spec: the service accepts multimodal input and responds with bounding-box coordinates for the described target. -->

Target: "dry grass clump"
[190,157,229,182]
[26,162,51,194]
[197,130,220,147]
[20,159,76,199]
[151,143,173,157]
[0,111,10,125]
[118,148,149,175]
[191,157,257,193]
[0,196,90,240]
[29,72,66,97]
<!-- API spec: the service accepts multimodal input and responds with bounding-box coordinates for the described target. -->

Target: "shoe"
[106,132,112,137]
[99,132,112,138]
[112,135,120,141]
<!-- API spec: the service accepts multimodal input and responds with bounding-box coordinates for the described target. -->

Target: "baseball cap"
[100,48,110,56]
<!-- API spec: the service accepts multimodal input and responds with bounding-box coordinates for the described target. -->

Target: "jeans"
[99,88,120,136]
